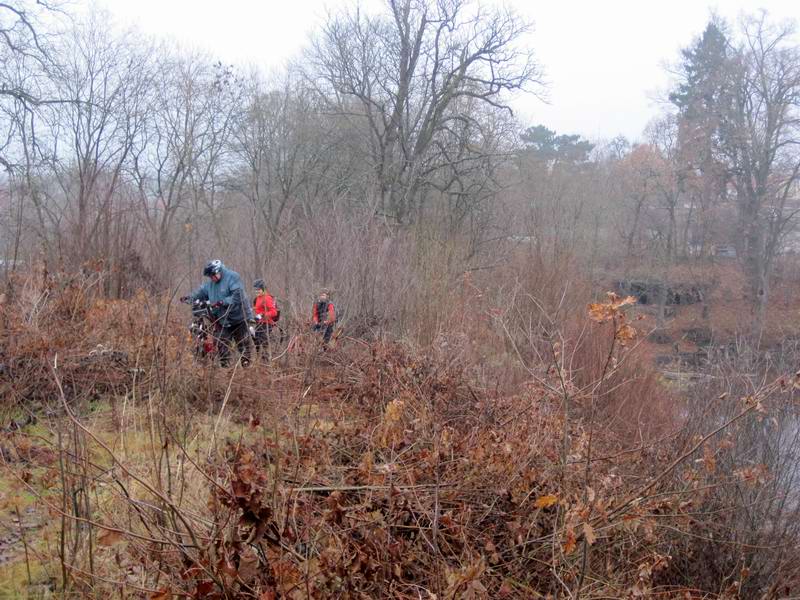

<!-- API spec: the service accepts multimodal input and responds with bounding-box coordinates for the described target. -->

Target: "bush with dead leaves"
[1,285,799,598]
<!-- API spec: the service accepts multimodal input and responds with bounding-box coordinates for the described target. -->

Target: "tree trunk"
[745,215,769,347]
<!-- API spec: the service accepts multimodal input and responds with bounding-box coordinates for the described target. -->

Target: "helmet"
[253,278,266,290]
[203,259,223,277]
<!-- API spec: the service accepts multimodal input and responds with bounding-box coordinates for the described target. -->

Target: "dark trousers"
[313,323,334,344]
[218,321,252,366]
[254,323,272,356]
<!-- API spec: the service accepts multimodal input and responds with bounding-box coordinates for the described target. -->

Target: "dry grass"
[0,273,798,598]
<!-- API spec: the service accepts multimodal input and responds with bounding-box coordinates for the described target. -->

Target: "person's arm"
[219,276,253,322]
[223,275,253,316]
[265,295,278,322]
[327,303,336,325]
[189,283,209,302]
[312,303,319,324]
[221,279,242,307]
[243,291,254,321]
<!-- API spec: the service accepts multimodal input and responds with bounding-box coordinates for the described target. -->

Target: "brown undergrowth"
[0,278,798,598]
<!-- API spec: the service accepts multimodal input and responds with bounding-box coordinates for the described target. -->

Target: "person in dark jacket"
[182,259,254,367]
[252,278,278,357]
[312,290,336,345]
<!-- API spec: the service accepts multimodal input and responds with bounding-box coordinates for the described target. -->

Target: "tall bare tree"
[132,52,241,281]
[230,73,326,273]
[0,1,59,108]
[722,16,800,343]
[41,13,154,291]
[307,0,543,223]
[671,14,800,343]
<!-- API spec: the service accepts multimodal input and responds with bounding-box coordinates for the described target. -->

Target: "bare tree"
[670,14,800,343]
[722,15,800,343]
[0,1,59,107]
[645,115,682,261]
[229,73,326,273]
[132,52,241,282]
[512,125,597,266]
[307,0,543,223]
[41,12,154,290]
[0,1,68,285]
[607,145,656,258]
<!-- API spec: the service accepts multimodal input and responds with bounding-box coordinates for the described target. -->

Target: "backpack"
[271,294,281,322]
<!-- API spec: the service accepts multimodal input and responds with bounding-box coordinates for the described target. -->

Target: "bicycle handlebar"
[180,297,223,310]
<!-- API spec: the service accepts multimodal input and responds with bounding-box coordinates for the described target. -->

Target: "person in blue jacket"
[182,259,254,367]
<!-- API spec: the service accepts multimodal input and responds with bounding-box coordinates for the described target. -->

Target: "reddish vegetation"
[1,276,799,598]
[624,261,800,350]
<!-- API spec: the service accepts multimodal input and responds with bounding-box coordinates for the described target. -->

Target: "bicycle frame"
[183,298,222,359]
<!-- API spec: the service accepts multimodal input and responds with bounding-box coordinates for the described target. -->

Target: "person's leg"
[258,324,271,360]
[254,324,266,356]
[323,324,333,344]
[264,324,274,358]
[218,325,234,367]
[235,322,252,366]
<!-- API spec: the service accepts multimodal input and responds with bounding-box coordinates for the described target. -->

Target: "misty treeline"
[1,1,800,341]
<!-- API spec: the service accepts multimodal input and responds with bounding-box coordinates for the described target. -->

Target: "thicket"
[0,270,798,598]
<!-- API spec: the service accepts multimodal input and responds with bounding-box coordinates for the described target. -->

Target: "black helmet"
[253,278,266,290]
[203,259,223,277]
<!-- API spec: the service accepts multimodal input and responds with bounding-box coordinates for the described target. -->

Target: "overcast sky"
[96,0,798,143]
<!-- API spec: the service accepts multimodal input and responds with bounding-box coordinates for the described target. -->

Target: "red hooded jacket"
[312,300,335,325]
[254,292,278,325]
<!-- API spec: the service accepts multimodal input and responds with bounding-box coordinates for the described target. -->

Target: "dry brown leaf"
[616,323,637,344]
[534,494,558,509]
[563,527,577,554]
[97,528,124,547]
[238,547,259,582]
[588,293,637,322]
[498,582,514,597]
[583,522,597,546]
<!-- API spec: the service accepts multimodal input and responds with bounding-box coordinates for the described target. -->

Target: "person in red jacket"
[312,289,336,344]
[253,279,278,357]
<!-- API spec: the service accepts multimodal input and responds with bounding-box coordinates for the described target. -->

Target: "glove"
[179,296,190,303]
[249,325,256,337]
[256,314,263,321]
[211,301,224,309]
